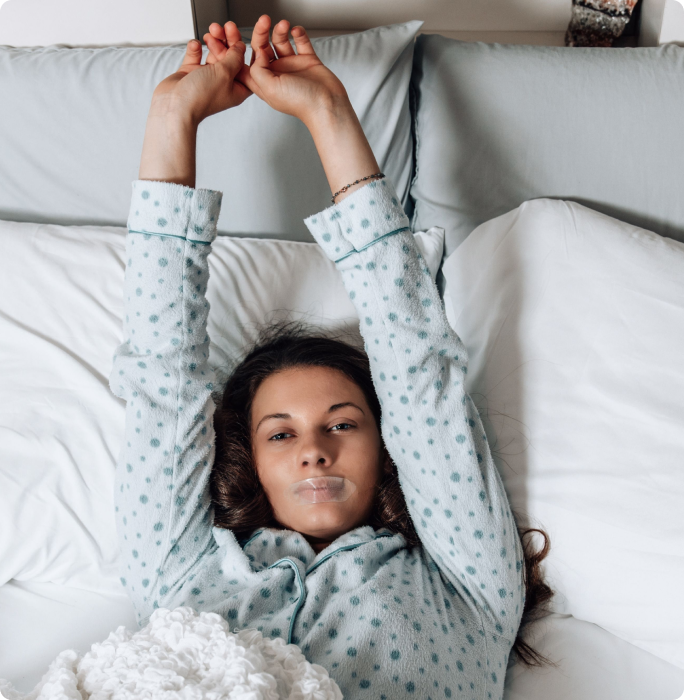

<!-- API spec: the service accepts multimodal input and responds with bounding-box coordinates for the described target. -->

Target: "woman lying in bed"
[110,15,550,698]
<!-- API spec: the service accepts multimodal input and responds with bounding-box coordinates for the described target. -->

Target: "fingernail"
[191,40,200,49]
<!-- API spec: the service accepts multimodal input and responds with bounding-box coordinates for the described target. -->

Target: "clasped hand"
[151,15,348,127]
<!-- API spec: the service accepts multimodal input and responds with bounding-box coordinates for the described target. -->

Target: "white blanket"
[0,607,343,700]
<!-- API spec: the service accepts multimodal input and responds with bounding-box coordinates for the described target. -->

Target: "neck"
[307,537,332,554]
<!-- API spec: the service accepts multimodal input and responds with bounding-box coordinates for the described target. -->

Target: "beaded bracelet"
[331,172,385,204]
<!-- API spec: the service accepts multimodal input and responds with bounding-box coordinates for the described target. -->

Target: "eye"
[269,432,293,441]
[269,423,356,442]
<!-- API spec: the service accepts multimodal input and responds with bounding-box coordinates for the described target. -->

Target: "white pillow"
[441,198,684,670]
[0,219,444,594]
[0,20,423,240]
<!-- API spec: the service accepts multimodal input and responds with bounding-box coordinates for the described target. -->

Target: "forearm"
[138,99,199,188]
[303,180,526,641]
[305,96,381,204]
[110,178,223,621]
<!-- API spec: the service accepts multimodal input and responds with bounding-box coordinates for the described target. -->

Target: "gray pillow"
[409,36,684,256]
[0,20,422,242]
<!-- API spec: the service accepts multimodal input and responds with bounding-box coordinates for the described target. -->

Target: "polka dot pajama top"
[109,176,526,700]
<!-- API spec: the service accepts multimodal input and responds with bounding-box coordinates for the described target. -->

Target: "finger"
[223,20,243,48]
[236,67,255,95]
[219,40,248,81]
[248,43,277,89]
[235,63,257,96]
[224,20,248,69]
[203,34,216,65]
[180,40,203,68]
[232,76,254,104]
[204,33,229,63]
[271,19,295,57]
[251,14,277,62]
[208,22,228,46]
[291,25,316,55]
[203,33,221,65]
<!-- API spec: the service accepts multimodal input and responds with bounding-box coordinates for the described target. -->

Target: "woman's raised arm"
[109,37,255,625]
[302,99,527,646]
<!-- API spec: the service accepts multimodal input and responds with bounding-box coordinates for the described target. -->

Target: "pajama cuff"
[303,178,411,262]
[127,179,223,245]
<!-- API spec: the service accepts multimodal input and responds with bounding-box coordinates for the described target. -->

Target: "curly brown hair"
[210,321,558,669]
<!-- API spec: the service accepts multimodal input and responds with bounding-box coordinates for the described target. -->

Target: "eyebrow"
[255,402,365,434]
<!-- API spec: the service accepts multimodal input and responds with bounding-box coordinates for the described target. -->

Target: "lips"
[301,484,341,495]
[298,484,344,502]
[288,476,357,504]
[294,478,345,503]
[295,477,344,494]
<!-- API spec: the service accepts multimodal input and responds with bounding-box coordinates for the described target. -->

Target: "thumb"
[221,40,248,80]
[249,46,277,87]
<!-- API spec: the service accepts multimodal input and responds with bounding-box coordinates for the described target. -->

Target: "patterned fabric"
[565,0,638,47]
[109,177,525,700]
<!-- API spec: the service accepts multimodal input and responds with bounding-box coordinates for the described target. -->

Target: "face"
[250,365,384,553]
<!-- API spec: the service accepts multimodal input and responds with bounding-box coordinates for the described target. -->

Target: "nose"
[298,433,333,469]
[303,456,326,466]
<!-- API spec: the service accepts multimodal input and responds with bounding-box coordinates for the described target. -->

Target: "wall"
[1,0,680,48]
[228,0,571,32]
[659,0,684,43]
[0,0,196,46]
[0,0,571,47]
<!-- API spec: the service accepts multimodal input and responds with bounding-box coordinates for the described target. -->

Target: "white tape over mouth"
[288,476,357,504]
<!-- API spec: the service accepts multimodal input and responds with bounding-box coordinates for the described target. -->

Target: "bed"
[0,12,683,700]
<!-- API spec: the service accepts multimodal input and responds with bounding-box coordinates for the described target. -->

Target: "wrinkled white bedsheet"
[0,607,342,700]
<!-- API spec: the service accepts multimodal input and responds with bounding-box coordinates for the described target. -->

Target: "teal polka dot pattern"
[128,179,222,244]
[109,177,524,700]
[303,179,410,262]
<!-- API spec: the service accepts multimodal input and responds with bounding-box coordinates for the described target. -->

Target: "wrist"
[149,93,201,130]
[303,92,355,135]
[139,109,198,188]
[305,97,381,204]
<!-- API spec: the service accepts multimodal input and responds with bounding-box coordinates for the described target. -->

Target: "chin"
[296,503,357,537]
